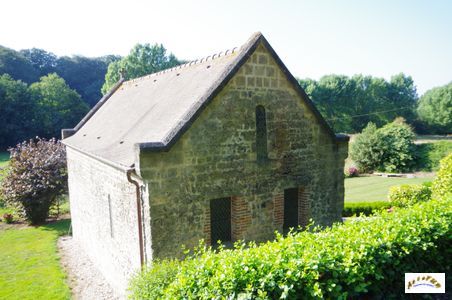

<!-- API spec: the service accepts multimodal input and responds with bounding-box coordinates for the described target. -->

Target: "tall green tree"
[19,48,57,76]
[298,73,418,133]
[29,73,89,138]
[102,43,182,93]
[417,83,452,134]
[0,75,37,149]
[0,46,40,84]
[55,55,120,106]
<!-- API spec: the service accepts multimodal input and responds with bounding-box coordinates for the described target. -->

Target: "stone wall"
[66,147,152,296]
[138,41,348,259]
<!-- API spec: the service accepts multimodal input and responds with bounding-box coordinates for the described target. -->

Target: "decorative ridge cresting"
[122,46,241,85]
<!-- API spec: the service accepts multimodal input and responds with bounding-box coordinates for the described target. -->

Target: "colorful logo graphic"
[405,273,445,294]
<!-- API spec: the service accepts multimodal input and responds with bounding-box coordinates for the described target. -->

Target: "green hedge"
[432,153,452,200]
[130,198,451,299]
[388,183,432,208]
[342,201,391,217]
[415,141,452,171]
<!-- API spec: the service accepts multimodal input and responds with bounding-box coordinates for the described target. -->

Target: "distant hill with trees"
[0,42,449,150]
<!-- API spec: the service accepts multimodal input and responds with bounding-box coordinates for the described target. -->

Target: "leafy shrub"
[349,123,384,172]
[342,201,391,217]
[2,213,13,224]
[350,119,415,173]
[416,82,452,134]
[414,141,452,171]
[388,184,432,208]
[432,153,452,200]
[377,118,415,172]
[344,167,359,178]
[130,198,451,299]
[0,138,67,224]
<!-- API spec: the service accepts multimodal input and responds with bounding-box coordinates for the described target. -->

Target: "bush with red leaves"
[0,138,67,224]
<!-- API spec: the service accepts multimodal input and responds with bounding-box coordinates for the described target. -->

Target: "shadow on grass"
[41,219,71,236]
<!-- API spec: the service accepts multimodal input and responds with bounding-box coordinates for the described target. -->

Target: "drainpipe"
[127,169,145,268]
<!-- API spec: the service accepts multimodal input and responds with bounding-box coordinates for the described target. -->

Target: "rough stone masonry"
[63,32,349,295]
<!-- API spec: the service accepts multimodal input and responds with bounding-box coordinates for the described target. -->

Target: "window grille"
[210,197,231,246]
[283,188,298,233]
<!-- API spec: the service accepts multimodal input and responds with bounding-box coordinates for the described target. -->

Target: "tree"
[55,55,120,107]
[102,43,182,93]
[29,73,89,138]
[19,48,57,76]
[0,45,39,84]
[417,83,452,134]
[0,138,67,224]
[0,75,37,149]
[297,73,418,133]
[349,122,384,172]
[350,119,416,173]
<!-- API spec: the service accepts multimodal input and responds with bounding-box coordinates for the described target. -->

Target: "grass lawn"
[0,219,71,300]
[345,176,434,203]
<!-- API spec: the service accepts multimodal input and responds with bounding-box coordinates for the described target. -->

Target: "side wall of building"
[139,42,348,258]
[66,147,151,296]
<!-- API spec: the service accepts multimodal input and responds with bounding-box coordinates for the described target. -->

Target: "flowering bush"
[2,213,13,224]
[345,167,359,177]
[0,138,67,224]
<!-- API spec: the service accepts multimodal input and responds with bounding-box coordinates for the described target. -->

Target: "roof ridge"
[123,45,242,85]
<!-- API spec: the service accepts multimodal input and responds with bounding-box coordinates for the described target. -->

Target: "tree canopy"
[298,73,418,133]
[0,46,40,84]
[102,43,182,93]
[29,73,89,138]
[417,82,452,134]
[0,75,37,149]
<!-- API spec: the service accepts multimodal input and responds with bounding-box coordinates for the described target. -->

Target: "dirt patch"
[58,236,122,300]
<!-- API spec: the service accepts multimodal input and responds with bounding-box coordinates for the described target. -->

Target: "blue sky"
[1,0,451,94]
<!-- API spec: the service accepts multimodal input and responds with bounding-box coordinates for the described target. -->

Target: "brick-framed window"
[281,187,310,233]
[255,105,268,162]
[210,197,232,246]
[283,188,298,233]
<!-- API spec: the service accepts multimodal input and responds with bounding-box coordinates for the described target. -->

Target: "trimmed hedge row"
[388,183,432,208]
[130,197,451,299]
[415,141,452,171]
[342,201,391,217]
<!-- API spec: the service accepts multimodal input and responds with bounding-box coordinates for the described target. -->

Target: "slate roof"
[63,32,348,168]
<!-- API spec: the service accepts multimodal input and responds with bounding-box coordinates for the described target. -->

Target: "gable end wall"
[139,42,348,258]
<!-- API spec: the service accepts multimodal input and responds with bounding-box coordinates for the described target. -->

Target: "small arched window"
[255,105,268,162]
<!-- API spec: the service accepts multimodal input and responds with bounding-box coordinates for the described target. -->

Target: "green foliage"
[0,75,38,149]
[0,219,71,299]
[0,138,67,224]
[20,48,57,77]
[55,55,120,106]
[30,73,89,138]
[388,184,431,208]
[417,83,452,134]
[342,201,391,217]
[0,45,40,84]
[131,198,451,299]
[349,123,384,172]
[414,141,452,171]
[432,153,452,200]
[102,43,182,93]
[377,118,415,172]
[350,119,415,172]
[298,73,418,133]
